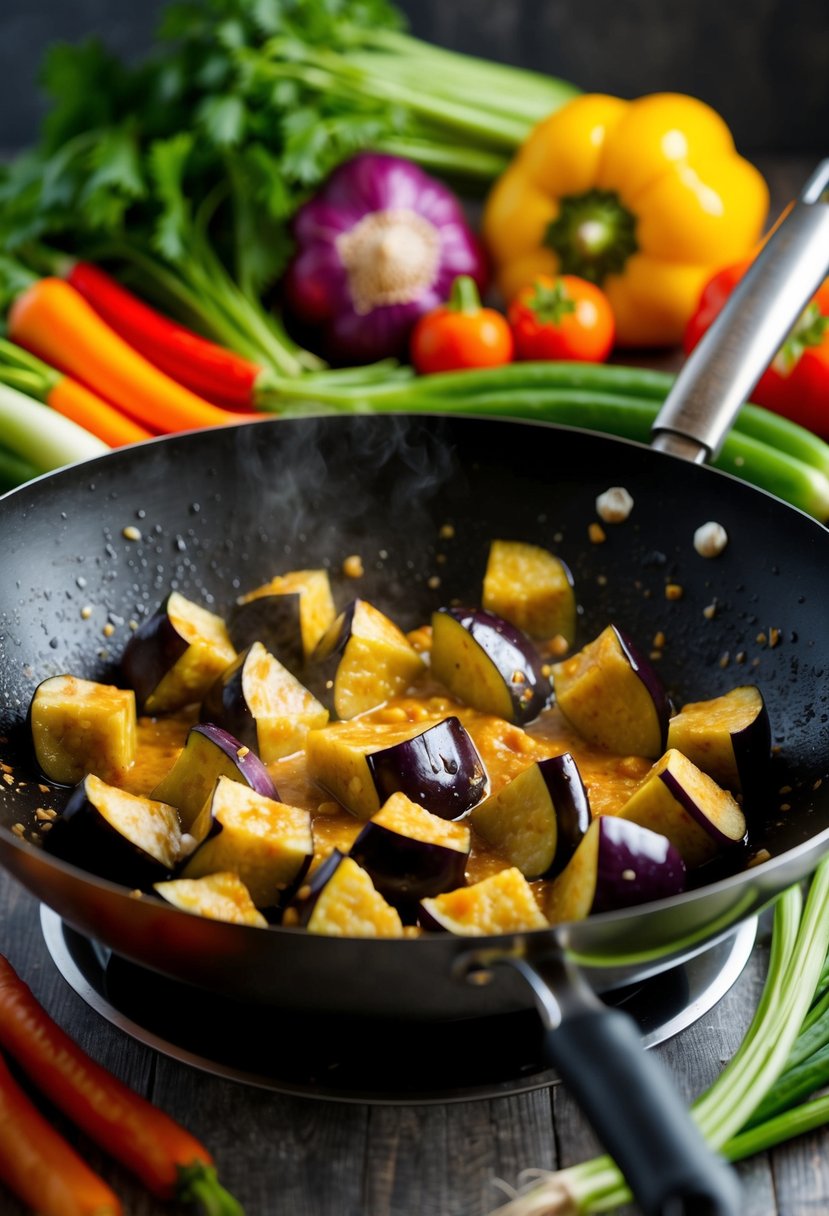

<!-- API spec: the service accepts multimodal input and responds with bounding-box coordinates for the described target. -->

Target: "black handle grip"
[543,1005,742,1216]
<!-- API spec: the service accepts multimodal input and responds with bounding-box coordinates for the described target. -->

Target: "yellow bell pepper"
[481,93,769,348]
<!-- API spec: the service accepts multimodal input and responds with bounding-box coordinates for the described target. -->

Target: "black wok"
[0,169,827,1216]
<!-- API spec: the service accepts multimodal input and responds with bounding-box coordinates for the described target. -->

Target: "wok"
[0,166,827,1216]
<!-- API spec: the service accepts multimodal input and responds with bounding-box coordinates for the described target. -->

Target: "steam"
[232,414,466,616]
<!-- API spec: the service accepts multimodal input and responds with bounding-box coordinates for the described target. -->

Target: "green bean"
[735,403,829,479]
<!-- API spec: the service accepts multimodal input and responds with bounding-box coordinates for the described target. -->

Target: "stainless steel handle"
[651,159,829,463]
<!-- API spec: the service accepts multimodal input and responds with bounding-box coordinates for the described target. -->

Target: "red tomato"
[507,274,615,363]
[685,262,829,437]
[410,276,513,374]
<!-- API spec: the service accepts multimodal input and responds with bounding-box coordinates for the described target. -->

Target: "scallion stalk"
[0,382,108,474]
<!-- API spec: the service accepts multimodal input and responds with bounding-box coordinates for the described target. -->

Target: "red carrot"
[67,261,261,410]
[0,955,243,1214]
[8,278,246,435]
[0,1048,122,1216]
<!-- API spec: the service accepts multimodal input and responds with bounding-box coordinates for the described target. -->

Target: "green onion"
[0,382,108,475]
[489,860,829,1215]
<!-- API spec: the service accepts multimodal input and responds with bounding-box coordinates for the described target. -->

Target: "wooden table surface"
[0,154,826,1216]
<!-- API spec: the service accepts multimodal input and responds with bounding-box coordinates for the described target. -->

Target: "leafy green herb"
[0,0,578,379]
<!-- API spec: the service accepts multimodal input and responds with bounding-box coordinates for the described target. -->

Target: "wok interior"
[1,414,829,1011]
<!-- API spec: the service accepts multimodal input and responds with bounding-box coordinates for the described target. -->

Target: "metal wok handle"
[500,953,742,1216]
[651,159,829,463]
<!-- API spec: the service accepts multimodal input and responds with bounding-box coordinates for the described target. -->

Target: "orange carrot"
[8,278,242,434]
[47,376,153,446]
[0,1049,121,1216]
[0,955,242,1212]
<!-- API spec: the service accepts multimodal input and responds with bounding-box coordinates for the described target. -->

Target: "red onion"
[282,152,488,364]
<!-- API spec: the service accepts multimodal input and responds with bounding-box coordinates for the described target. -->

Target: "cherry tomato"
[410,276,514,374]
[685,262,829,437]
[507,274,615,362]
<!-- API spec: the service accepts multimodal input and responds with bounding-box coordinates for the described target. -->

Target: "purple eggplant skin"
[537,753,591,878]
[612,625,672,754]
[229,596,304,676]
[313,601,356,664]
[151,722,277,831]
[350,819,470,915]
[432,606,553,725]
[295,849,347,927]
[199,649,258,754]
[44,777,176,890]
[305,601,356,704]
[658,766,748,851]
[182,723,276,799]
[121,594,188,711]
[730,700,772,807]
[366,716,487,822]
[591,817,686,914]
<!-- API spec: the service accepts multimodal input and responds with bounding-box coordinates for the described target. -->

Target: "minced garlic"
[693,521,728,558]
[595,486,634,523]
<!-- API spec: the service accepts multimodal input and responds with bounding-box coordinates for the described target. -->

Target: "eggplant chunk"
[350,791,471,911]
[182,775,313,907]
[153,872,268,927]
[666,685,771,798]
[151,722,277,832]
[44,773,181,889]
[121,591,237,713]
[200,641,329,763]
[545,816,686,924]
[229,569,336,672]
[29,674,137,786]
[551,624,669,757]
[305,715,487,821]
[310,598,425,719]
[419,866,549,935]
[430,606,553,725]
[482,539,576,645]
[469,752,590,879]
[298,851,404,938]
[616,748,747,867]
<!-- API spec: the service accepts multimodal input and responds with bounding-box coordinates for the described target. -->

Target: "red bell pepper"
[684,261,829,438]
